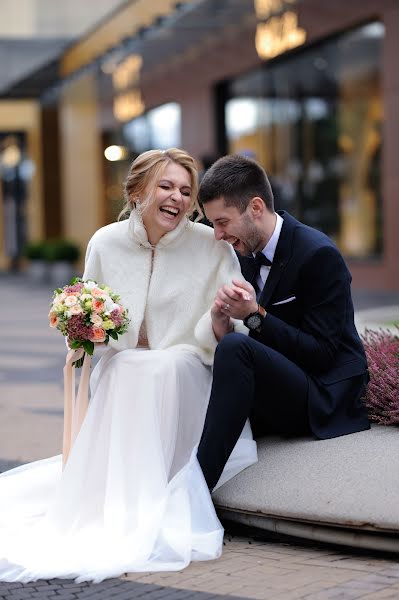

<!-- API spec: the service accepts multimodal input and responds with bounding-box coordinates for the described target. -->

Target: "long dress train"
[0,347,257,583]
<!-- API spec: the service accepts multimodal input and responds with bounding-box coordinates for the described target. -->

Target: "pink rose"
[89,327,106,343]
[49,312,59,328]
[92,299,104,313]
[91,288,106,298]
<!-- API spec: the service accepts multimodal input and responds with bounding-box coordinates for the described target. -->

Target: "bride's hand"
[214,281,257,321]
[211,298,233,341]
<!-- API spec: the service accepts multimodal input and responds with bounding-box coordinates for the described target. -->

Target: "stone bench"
[213,424,399,553]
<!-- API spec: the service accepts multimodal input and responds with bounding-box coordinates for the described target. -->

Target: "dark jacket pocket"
[315,359,368,385]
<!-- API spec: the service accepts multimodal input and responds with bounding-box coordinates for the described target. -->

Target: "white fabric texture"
[83,209,248,362]
[0,211,257,583]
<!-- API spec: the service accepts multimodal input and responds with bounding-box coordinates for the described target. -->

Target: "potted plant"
[24,240,49,282]
[44,239,81,286]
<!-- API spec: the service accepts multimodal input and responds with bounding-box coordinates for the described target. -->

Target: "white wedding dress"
[0,346,257,583]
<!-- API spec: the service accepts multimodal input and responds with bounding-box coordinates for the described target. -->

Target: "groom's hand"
[216,279,258,321]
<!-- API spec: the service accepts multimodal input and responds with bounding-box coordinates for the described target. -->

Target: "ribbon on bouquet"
[62,348,92,467]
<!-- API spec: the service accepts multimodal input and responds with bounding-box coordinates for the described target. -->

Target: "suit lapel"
[259,211,296,307]
[239,254,258,287]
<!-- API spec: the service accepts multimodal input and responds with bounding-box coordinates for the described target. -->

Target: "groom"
[197,154,370,491]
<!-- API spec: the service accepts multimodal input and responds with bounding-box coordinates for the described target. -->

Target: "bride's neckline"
[127,208,192,249]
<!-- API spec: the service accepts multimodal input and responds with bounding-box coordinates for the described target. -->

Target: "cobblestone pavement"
[0,274,398,600]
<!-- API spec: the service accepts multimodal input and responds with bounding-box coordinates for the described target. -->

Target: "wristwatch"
[243,304,266,331]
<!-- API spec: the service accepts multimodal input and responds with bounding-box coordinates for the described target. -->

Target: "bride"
[0,148,257,583]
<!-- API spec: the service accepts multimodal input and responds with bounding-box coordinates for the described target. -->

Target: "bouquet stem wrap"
[62,349,92,466]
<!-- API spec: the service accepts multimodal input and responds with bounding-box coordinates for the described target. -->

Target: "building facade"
[0,0,398,289]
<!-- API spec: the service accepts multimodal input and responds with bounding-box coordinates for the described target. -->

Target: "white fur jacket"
[83,209,247,365]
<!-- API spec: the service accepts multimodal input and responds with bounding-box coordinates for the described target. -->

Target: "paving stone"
[0,585,23,592]
[356,590,399,600]
[2,595,35,600]
[1,276,399,600]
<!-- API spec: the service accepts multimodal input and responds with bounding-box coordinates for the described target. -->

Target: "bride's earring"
[184,215,192,230]
[133,197,143,215]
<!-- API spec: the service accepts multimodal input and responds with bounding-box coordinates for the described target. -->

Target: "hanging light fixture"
[112,54,145,122]
[254,0,307,60]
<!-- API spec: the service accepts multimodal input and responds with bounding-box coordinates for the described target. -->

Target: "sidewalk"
[0,274,398,600]
[350,289,399,335]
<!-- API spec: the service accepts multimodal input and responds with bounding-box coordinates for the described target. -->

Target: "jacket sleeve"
[82,236,103,283]
[194,241,248,363]
[81,232,141,351]
[254,245,351,373]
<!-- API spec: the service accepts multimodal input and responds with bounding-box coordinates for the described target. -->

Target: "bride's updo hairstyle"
[119,148,201,221]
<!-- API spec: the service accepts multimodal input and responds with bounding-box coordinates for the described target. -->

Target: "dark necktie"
[253,252,272,299]
[254,252,272,269]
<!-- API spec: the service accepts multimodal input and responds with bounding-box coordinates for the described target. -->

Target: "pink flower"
[92,298,104,313]
[110,308,123,327]
[64,283,84,294]
[89,327,106,343]
[91,287,106,298]
[49,312,59,328]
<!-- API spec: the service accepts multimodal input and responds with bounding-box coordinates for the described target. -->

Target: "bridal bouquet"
[49,277,130,366]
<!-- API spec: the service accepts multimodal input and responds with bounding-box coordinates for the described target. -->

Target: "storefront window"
[225,22,384,258]
[103,102,181,223]
[0,133,31,270]
[123,102,181,153]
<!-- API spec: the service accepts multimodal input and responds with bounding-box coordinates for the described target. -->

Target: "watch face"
[246,313,263,330]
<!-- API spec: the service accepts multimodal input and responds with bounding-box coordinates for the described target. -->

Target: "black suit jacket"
[239,211,370,439]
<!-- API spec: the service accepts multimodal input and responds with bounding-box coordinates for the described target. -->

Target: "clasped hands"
[211,279,258,339]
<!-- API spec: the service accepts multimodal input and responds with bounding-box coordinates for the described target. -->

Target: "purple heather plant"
[361,327,399,425]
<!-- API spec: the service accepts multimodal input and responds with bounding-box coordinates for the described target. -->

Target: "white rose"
[54,292,66,303]
[84,281,97,290]
[90,314,103,326]
[68,304,83,315]
[80,293,92,301]
[104,298,119,313]
[64,295,78,307]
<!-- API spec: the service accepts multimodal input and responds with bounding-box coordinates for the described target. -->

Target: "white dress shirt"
[254,212,283,293]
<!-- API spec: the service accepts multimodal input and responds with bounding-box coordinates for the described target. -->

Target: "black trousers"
[197,332,312,491]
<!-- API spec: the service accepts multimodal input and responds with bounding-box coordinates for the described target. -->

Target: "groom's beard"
[233,215,264,256]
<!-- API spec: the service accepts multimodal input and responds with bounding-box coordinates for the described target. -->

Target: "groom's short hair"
[199,154,274,213]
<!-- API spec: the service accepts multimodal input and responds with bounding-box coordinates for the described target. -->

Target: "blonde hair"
[119,148,201,221]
